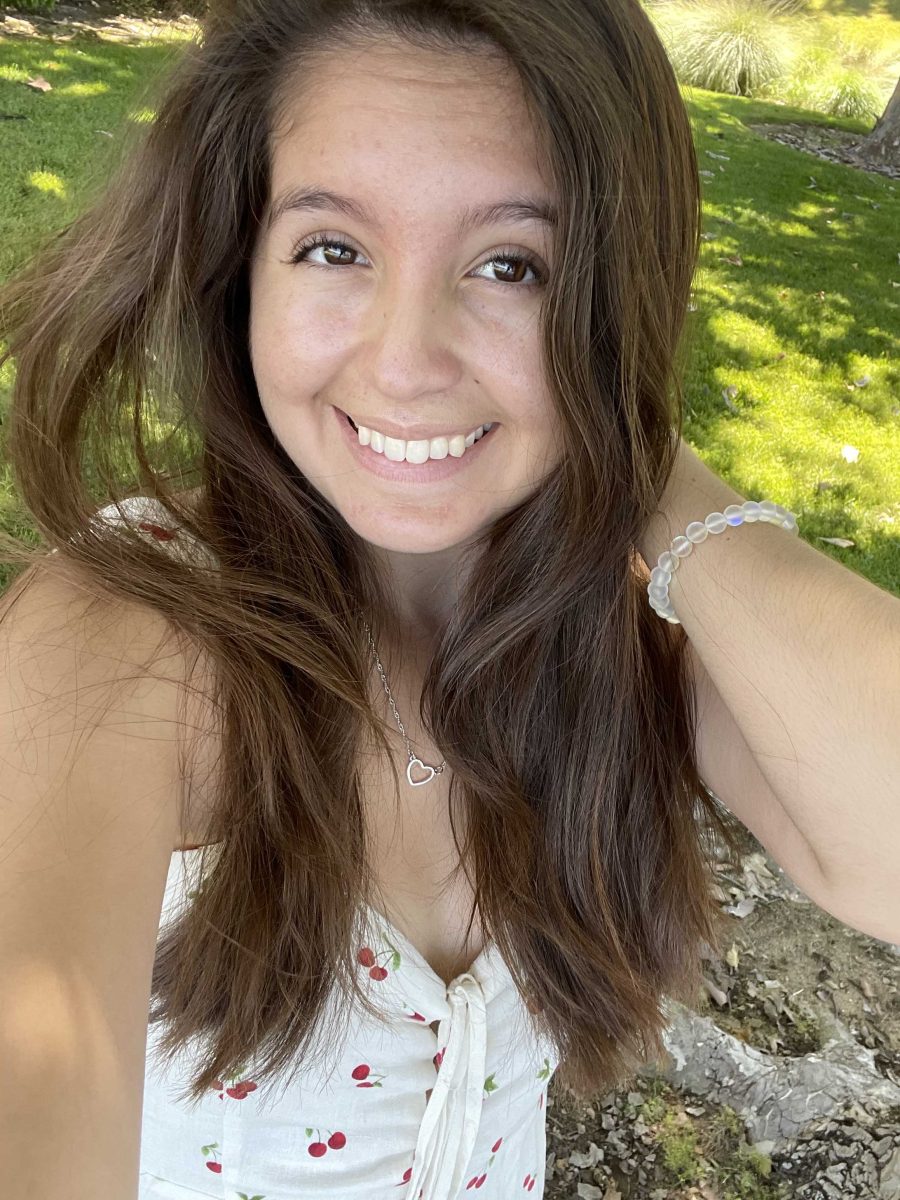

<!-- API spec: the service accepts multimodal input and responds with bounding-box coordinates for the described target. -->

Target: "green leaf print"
[536,1056,551,1081]
[391,949,401,970]
[483,1073,498,1094]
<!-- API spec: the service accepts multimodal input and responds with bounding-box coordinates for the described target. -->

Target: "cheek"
[251,305,347,405]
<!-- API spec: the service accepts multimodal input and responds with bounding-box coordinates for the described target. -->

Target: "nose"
[360,274,464,407]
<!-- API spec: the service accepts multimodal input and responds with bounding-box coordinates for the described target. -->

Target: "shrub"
[644,0,799,96]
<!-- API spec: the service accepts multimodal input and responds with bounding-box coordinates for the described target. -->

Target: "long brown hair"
[0,0,742,1106]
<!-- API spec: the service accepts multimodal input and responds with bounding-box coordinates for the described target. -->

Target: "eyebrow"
[264,185,558,238]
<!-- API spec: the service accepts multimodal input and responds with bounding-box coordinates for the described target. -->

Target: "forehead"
[266,39,551,220]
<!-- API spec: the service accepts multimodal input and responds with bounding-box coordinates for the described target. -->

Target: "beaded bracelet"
[647,500,800,624]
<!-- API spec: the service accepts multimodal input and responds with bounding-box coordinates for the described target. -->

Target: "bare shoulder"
[2,551,191,714]
[0,552,220,849]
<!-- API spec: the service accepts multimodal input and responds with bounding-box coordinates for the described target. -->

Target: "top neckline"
[172,844,498,990]
[363,899,496,989]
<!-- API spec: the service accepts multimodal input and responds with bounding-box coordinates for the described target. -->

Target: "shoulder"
[1,510,220,849]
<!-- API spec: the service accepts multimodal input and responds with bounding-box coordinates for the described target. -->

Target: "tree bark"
[863,76,900,167]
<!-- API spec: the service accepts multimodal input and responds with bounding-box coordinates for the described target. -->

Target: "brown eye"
[289,234,359,266]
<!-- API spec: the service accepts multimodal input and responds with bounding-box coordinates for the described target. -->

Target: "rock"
[644,999,900,1143]
[881,1146,900,1200]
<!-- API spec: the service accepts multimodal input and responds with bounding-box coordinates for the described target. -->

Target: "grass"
[635,1082,787,1197]
[1,17,898,596]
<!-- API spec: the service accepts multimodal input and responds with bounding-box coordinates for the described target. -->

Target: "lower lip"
[333,406,500,483]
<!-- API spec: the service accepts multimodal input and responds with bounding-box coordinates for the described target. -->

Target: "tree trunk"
[863,76,900,167]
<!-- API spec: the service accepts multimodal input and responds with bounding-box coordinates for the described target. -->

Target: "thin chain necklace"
[363,620,447,787]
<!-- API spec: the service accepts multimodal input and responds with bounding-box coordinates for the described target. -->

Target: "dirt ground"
[543,819,900,1199]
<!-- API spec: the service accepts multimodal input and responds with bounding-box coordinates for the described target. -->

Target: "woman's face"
[249,38,562,558]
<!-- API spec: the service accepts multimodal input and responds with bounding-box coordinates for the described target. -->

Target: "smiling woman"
[0,0,744,1197]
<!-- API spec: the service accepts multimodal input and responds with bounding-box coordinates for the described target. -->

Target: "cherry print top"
[80,499,560,1199]
[140,848,558,1200]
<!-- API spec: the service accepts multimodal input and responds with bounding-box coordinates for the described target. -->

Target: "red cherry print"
[523,1175,532,1188]
[137,521,177,541]
[401,1167,412,1183]
[351,1064,370,1081]
[206,1162,222,1173]
[433,1049,444,1069]
[410,1011,426,1021]
[308,1141,327,1157]
[527,1179,535,1191]
[466,1178,478,1190]
[357,946,376,967]
[492,1137,503,1153]
[327,1131,346,1150]
[369,965,388,980]
[475,1174,487,1188]
[226,1085,248,1099]
[357,1081,375,1087]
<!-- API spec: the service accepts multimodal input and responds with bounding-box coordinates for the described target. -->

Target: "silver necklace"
[363,620,446,787]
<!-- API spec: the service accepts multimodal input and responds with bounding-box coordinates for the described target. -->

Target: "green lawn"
[1,22,898,594]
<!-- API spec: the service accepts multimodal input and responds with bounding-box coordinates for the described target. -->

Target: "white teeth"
[354,420,495,464]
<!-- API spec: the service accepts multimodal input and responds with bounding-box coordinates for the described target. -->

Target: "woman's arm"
[636,437,900,943]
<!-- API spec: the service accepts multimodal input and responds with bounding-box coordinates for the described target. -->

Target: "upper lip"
[339,408,495,442]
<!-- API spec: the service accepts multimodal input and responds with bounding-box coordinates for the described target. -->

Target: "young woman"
[1,1,897,1197]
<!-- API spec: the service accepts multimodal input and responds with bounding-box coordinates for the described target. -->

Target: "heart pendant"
[407,756,436,787]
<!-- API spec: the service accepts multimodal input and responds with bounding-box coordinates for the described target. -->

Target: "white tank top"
[86,499,559,1199]
[140,846,558,1200]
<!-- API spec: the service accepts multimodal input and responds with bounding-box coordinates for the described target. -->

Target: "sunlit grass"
[1,19,897,595]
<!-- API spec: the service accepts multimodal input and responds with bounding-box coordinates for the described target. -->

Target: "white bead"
[724,504,744,526]
[647,498,800,622]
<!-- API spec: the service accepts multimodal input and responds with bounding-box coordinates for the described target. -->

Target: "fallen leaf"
[841,444,860,463]
[25,76,53,92]
[702,976,729,1007]
[817,536,855,548]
